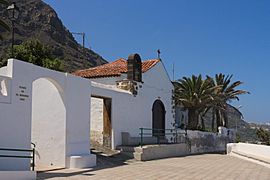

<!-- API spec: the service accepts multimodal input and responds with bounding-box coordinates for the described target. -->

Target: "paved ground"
[37,154,270,180]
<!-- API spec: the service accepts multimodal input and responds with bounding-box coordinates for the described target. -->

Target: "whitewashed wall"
[0,60,32,171]
[0,59,96,171]
[227,143,270,168]
[65,74,95,168]
[91,61,174,149]
[32,78,66,167]
[91,75,126,85]
[227,143,270,161]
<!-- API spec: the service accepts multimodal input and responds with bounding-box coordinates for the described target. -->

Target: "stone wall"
[90,97,104,145]
[186,128,235,154]
[133,128,235,161]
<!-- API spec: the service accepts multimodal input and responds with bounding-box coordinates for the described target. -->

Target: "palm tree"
[0,0,10,40]
[208,74,249,131]
[174,75,218,130]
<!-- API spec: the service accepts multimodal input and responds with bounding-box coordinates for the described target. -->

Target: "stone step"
[116,146,137,152]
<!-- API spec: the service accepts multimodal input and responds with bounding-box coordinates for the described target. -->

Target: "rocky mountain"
[0,0,107,72]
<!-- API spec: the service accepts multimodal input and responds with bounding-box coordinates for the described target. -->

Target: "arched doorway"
[31,77,66,168]
[152,99,166,137]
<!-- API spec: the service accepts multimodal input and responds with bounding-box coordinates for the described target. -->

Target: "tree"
[256,127,270,145]
[3,39,64,71]
[208,74,249,131]
[174,74,248,132]
[0,0,10,40]
[174,75,217,130]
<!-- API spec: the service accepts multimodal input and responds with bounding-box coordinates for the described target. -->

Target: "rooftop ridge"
[73,58,160,78]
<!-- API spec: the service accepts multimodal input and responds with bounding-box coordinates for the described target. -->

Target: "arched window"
[127,53,142,82]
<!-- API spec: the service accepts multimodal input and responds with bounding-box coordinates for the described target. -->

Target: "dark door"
[152,100,165,137]
[103,98,112,148]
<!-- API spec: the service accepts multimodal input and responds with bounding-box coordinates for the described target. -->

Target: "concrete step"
[116,146,137,152]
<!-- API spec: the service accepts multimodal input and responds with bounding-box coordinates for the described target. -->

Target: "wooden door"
[103,98,112,148]
[152,100,165,137]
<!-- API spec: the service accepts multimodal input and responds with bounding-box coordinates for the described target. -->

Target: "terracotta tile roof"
[73,58,160,78]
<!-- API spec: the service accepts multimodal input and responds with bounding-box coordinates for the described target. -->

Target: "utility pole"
[71,32,85,50]
[7,2,19,57]
[72,32,87,65]
[173,63,175,81]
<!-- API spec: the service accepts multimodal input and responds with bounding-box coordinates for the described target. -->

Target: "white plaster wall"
[0,66,7,76]
[91,75,127,85]
[142,62,175,133]
[90,97,104,144]
[0,59,96,170]
[0,60,33,171]
[227,143,270,167]
[91,61,174,149]
[32,78,66,168]
[228,143,270,160]
[65,74,92,157]
[65,74,96,168]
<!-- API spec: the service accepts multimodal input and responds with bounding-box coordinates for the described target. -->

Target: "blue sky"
[44,0,270,123]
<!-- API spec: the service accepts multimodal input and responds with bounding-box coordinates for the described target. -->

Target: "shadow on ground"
[37,145,137,179]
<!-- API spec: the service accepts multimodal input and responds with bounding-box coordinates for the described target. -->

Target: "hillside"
[0,0,107,72]
[200,105,268,142]
[227,119,270,143]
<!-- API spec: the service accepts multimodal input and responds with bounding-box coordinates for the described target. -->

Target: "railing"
[139,128,187,147]
[0,143,36,171]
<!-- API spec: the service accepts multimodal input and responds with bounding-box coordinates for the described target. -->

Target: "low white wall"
[134,144,188,161]
[227,143,270,165]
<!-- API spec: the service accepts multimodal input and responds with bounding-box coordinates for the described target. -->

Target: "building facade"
[74,54,175,149]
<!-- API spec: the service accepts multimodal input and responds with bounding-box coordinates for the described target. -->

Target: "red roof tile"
[73,58,160,78]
